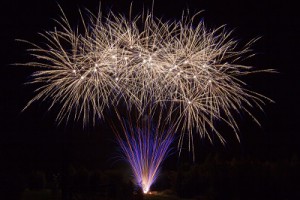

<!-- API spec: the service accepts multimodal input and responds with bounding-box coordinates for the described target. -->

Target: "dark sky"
[0,0,299,171]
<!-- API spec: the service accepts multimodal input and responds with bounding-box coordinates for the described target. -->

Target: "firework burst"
[20,6,272,158]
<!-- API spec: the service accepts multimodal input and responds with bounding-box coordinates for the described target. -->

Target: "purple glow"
[116,120,174,193]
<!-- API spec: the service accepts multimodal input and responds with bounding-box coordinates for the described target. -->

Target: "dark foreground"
[1,156,299,200]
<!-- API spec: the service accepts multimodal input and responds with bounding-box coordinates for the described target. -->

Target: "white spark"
[22,6,272,159]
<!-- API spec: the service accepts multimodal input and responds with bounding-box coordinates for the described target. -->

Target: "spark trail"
[21,6,273,163]
[113,117,174,194]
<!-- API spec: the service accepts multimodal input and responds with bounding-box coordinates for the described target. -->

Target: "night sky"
[0,0,299,173]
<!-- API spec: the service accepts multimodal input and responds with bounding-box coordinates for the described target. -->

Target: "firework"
[21,6,272,158]
[112,115,174,194]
